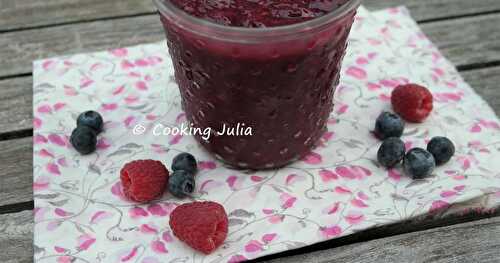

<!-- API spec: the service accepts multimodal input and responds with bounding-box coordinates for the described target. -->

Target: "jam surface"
[169,0,350,27]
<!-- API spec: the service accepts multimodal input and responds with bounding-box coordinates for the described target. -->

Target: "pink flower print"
[429,200,450,213]
[336,103,349,115]
[268,214,284,224]
[367,52,378,59]
[335,165,371,180]
[90,211,112,224]
[135,58,149,67]
[323,202,341,215]
[129,207,149,218]
[251,175,264,182]
[54,208,72,217]
[46,221,61,231]
[102,103,118,111]
[46,162,61,175]
[42,60,56,71]
[285,174,303,185]
[320,225,342,238]
[262,208,274,215]
[37,104,52,114]
[346,66,367,80]
[53,103,66,111]
[367,82,381,91]
[169,134,183,145]
[228,255,248,263]
[34,134,48,144]
[128,71,142,78]
[454,185,466,191]
[388,168,401,181]
[322,131,334,141]
[162,231,174,243]
[111,181,126,200]
[262,233,277,244]
[379,93,391,102]
[356,56,369,65]
[175,113,187,124]
[48,134,66,147]
[124,116,138,128]
[470,123,482,133]
[110,48,128,57]
[199,161,217,170]
[77,234,96,251]
[334,186,352,194]
[112,85,126,95]
[379,78,399,88]
[244,240,263,253]
[301,152,322,164]
[440,190,457,198]
[226,175,238,190]
[147,203,168,217]
[479,119,500,130]
[80,76,94,88]
[63,85,78,96]
[199,179,223,194]
[357,191,370,200]
[54,246,67,253]
[140,224,158,234]
[280,193,297,209]
[351,198,369,208]
[38,149,55,158]
[121,246,139,262]
[345,211,365,225]
[367,38,382,46]
[96,138,111,150]
[319,169,338,182]
[151,240,168,254]
[57,256,73,263]
[121,60,135,70]
[135,81,148,91]
[146,114,157,121]
[33,176,50,191]
[124,94,140,104]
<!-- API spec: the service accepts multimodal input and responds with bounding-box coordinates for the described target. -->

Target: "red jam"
[169,0,350,27]
[158,0,358,169]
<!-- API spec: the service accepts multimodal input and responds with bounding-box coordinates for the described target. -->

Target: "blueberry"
[70,126,97,155]
[168,170,195,198]
[403,148,436,179]
[374,112,405,140]
[427,137,455,165]
[77,110,104,134]
[171,153,197,174]
[377,137,406,168]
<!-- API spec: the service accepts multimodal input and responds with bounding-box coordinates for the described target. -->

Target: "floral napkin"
[32,6,500,263]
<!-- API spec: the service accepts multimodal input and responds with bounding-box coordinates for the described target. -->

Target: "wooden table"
[1,1,499,262]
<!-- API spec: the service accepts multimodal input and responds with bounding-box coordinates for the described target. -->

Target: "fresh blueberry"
[427,136,455,165]
[171,152,197,174]
[168,170,195,198]
[77,110,104,134]
[403,148,436,179]
[70,126,97,155]
[377,137,406,168]
[374,112,405,140]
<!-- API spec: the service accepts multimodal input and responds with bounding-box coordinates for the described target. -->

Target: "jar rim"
[153,0,361,43]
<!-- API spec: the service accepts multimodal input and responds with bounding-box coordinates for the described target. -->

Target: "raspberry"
[169,201,228,254]
[120,160,169,202]
[392,84,433,123]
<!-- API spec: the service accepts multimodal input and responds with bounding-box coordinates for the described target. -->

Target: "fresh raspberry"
[169,201,228,254]
[120,160,169,202]
[391,84,433,123]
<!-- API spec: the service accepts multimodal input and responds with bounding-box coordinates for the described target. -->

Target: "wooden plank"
[0,137,33,207]
[0,15,164,77]
[0,210,498,263]
[0,0,155,32]
[462,66,500,115]
[266,216,500,263]
[1,0,500,32]
[365,0,500,21]
[421,13,500,68]
[1,11,500,78]
[0,211,33,263]
[0,77,32,134]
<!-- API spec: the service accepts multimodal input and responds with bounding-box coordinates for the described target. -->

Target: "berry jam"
[169,0,350,27]
[157,0,358,169]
